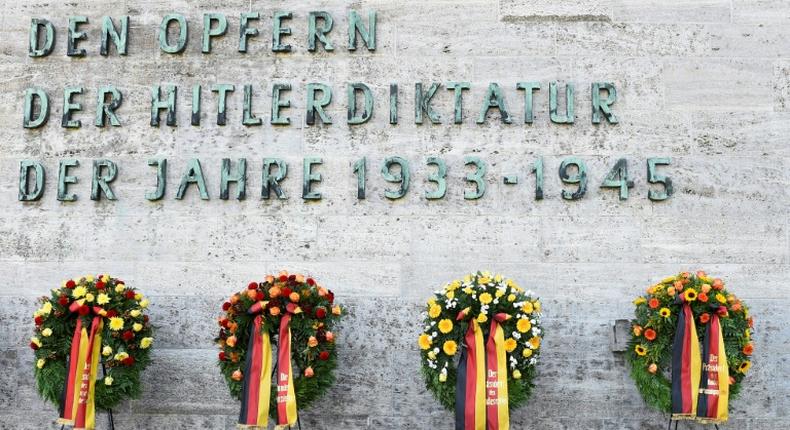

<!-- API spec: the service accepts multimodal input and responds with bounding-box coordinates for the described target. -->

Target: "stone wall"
[0,0,788,429]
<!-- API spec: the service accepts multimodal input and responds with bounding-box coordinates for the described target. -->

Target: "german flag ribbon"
[237,302,297,430]
[485,314,511,430]
[275,313,298,428]
[58,300,103,430]
[671,297,701,420]
[696,310,729,424]
[455,308,510,430]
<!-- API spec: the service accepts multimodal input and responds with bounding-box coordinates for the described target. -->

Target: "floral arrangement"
[31,274,153,410]
[419,271,543,410]
[216,272,343,414]
[627,271,754,413]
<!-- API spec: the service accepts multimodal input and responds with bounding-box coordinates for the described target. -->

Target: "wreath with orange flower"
[627,271,755,412]
[419,271,544,410]
[216,272,343,414]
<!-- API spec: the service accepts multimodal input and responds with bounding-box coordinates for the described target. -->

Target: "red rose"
[315,307,327,319]
[95,281,105,290]
[318,351,330,361]
[288,274,296,281]
[143,315,149,323]
[106,309,118,318]
[255,291,265,301]
[78,305,90,316]
[327,291,334,304]
[302,305,313,315]
[65,280,76,289]
[247,282,258,290]
[34,316,43,326]
[122,356,135,366]
[125,290,135,299]
[122,330,135,341]
[282,287,292,298]
[30,342,39,350]
[222,302,231,311]
[306,278,315,286]
[279,275,288,282]
[58,296,69,306]
[218,352,226,361]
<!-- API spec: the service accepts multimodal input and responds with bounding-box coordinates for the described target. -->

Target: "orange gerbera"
[699,313,710,324]
[644,328,657,341]
[698,292,709,303]
[743,343,754,356]
[648,298,660,309]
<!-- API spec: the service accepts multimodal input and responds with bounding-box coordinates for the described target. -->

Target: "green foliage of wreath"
[31,275,154,410]
[419,272,543,411]
[216,273,343,415]
[626,271,754,413]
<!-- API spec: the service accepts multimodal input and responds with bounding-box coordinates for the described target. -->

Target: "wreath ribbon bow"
[58,300,104,430]
[455,309,511,430]
[238,301,298,429]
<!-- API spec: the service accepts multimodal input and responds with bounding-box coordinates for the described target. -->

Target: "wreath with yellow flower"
[216,272,344,414]
[627,271,754,412]
[31,274,154,410]
[419,272,543,410]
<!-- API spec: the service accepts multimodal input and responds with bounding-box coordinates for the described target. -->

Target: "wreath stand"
[667,417,720,430]
[59,361,115,430]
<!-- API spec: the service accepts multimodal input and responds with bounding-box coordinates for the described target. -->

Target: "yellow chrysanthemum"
[522,348,533,358]
[476,314,488,323]
[504,338,517,352]
[517,318,532,333]
[635,345,647,356]
[443,340,458,356]
[428,304,442,319]
[418,334,432,350]
[438,319,453,334]
[684,289,698,302]
[427,351,436,360]
[36,358,46,369]
[495,289,505,298]
[427,297,437,306]
[114,352,129,361]
[494,274,503,283]
[507,294,516,302]
[659,308,671,318]
[41,328,52,337]
[114,284,125,293]
[479,293,493,304]
[464,274,472,284]
[661,276,677,284]
[140,337,153,349]
[716,293,727,304]
[72,286,87,298]
[521,302,534,314]
[101,275,110,283]
[534,301,541,312]
[512,369,521,379]
[96,293,110,305]
[478,277,491,285]
[102,345,113,356]
[529,336,541,349]
[130,309,141,318]
[449,280,461,290]
[633,297,646,306]
[132,323,143,332]
[446,290,455,299]
[108,317,124,331]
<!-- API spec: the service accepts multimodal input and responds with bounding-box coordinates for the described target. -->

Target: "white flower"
[432,331,437,337]
[512,332,521,340]
[104,376,113,386]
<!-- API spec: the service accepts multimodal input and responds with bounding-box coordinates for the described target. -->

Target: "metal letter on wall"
[477,83,512,124]
[303,157,323,200]
[91,159,118,200]
[306,83,332,125]
[446,82,470,124]
[347,83,373,125]
[381,157,410,199]
[591,82,618,124]
[272,11,293,52]
[415,83,441,124]
[67,16,88,56]
[95,85,123,127]
[150,85,177,127]
[308,11,334,51]
[159,14,188,54]
[100,16,129,56]
[517,82,540,124]
[23,88,49,128]
[239,12,260,52]
[61,86,84,128]
[262,158,288,199]
[211,84,235,125]
[271,83,291,125]
[550,82,574,124]
[220,158,247,200]
[29,19,55,57]
[145,158,167,201]
[18,160,45,201]
[176,159,210,200]
[202,13,228,53]
[348,10,376,51]
[57,159,79,202]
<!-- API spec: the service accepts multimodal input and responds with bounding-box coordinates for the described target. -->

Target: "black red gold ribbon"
[671,297,701,420]
[238,302,297,429]
[58,301,104,430]
[455,308,510,430]
[696,309,729,424]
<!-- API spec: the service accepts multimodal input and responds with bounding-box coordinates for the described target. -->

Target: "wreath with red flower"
[627,271,754,412]
[31,274,154,410]
[216,272,343,413]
